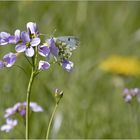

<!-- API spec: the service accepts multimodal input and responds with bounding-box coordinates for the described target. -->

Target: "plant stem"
[26,68,35,139]
[46,103,58,140]
[26,46,38,139]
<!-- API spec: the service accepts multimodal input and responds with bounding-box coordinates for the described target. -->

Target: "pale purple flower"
[4,102,43,118]
[8,29,20,44]
[0,32,10,45]
[15,31,40,57]
[27,22,39,35]
[3,52,17,67]
[62,60,74,72]
[1,118,17,133]
[38,60,50,70]
[38,45,50,57]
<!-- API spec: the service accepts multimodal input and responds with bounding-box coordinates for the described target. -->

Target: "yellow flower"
[99,55,140,76]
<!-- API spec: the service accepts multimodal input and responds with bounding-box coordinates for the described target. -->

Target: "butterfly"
[54,36,79,51]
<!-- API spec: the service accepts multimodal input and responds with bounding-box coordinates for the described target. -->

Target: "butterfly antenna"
[39,33,49,38]
[39,29,57,40]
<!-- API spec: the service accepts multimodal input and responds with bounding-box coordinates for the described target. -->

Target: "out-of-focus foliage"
[1,1,140,139]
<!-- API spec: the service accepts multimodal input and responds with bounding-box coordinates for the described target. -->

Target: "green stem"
[46,103,58,140]
[26,46,38,139]
[26,68,35,139]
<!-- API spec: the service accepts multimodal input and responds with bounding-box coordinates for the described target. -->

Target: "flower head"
[62,60,74,72]
[1,118,17,133]
[3,52,17,67]
[15,31,40,57]
[38,45,50,57]
[54,88,63,104]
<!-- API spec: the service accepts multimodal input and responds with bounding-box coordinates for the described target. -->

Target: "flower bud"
[54,89,63,104]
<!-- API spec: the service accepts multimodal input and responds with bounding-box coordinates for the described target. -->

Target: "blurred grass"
[1,1,140,139]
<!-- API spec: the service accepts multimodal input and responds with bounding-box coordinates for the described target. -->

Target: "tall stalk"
[25,68,35,139]
[46,103,58,140]
[26,46,38,139]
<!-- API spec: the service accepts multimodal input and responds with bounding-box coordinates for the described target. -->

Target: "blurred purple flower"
[0,32,10,45]
[15,31,40,57]
[62,59,74,72]
[4,102,43,118]
[8,29,20,44]
[124,94,132,103]
[38,60,50,70]
[1,118,17,133]
[123,88,132,103]
[38,45,50,57]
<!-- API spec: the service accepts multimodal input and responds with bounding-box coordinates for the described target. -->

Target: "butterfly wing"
[54,36,79,51]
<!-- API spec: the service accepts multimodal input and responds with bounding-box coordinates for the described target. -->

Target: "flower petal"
[48,38,59,57]
[27,22,38,34]
[30,37,40,46]
[0,32,10,39]
[21,31,30,43]
[0,32,10,45]
[4,107,16,118]
[38,60,50,70]
[14,29,20,38]
[25,47,34,57]
[3,52,17,67]
[15,43,26,52]
[38,45,50,57]
[8,36,17,44]
[8,30,20,44]
[30,102,44,112]
[1,124,11,133]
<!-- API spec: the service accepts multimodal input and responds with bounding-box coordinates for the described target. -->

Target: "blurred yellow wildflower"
[99,55,140,76]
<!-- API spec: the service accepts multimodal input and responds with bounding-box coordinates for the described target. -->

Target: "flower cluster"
[0,22,78,72]
[123,88,140,103]
[1,102,43,132]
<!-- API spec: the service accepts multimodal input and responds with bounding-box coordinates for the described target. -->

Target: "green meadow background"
[1,1,140,139]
